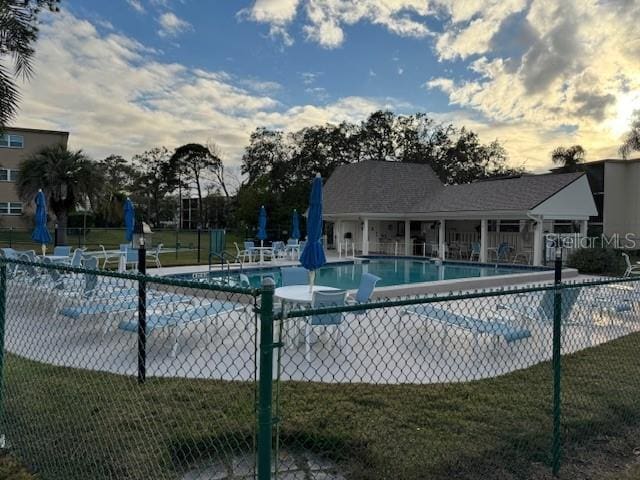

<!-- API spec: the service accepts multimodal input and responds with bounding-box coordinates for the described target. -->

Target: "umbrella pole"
[42,244,46,256]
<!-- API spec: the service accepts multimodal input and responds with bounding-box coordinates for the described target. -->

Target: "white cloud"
[422,0,640,169]
[242,0,432,48]
[238,0,300,45]
[244,0,301,24]
[14,12,391,166]
[14,2,640,173]
[433,0,528,60]
[126,0,145,14]
[300,72,320,85]
[157,12,192,38]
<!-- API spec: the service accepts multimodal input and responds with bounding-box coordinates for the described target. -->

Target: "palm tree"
[619,114,640,159]
[17,144,102,244]
[0,1,60,128]
[551,145,585,172]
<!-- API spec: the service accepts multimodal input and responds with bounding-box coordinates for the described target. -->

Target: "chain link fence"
[1,256,640,479]
[272,277,640,479]
[0,257,259,480]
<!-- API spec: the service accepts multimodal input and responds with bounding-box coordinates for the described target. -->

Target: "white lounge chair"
[60,291,193,334]
[403,304,532,349]
[118,300,245,356]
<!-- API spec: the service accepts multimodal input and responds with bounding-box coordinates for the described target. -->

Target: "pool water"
[185,258,537,290]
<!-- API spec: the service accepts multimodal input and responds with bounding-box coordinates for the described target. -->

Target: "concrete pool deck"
[5,273,638,385]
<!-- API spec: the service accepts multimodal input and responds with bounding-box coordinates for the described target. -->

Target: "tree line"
[236,111,524,232]
[16,142,236,243]
[14,107,640,244]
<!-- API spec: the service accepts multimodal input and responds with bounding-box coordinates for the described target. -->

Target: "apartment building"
[0,127,69,228]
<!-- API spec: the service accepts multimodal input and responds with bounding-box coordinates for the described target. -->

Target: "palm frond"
[0,62,19,126]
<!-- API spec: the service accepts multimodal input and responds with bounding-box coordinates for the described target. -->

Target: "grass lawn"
[2,330,640,479]
[0,455,33,480]
[0,228,245,268]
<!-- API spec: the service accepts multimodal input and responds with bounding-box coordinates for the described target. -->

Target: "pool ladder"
[209,252,243,286]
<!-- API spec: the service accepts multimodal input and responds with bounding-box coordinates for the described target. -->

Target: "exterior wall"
[603,162,640,238]
[0,127,69,228]
[530,175,597,219]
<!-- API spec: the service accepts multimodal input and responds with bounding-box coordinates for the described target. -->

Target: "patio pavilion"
[322,161,598,266]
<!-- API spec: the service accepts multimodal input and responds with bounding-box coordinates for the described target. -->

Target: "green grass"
[0,228,243,268]
[3,332,640,479]
[0,455,33,480]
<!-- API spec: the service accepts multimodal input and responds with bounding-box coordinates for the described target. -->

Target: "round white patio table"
[275,285,338,304]
[275,285,339,347]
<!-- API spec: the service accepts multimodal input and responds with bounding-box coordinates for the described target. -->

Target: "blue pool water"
[180,258,539,290]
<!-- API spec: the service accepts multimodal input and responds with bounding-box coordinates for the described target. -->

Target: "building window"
[0,202,22,215]
[0,169,19,182]
[0,134,24,149]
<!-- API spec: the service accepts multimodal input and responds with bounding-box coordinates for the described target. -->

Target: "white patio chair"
[99,244,120,269]
[146,243,163,269]
[234,242,253,264]
[304,290,348,362]
[622,253,640,277]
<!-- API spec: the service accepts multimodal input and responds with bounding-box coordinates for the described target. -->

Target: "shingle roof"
[323,160,585,215]
[323,161,443,215]
[425,172,584,213]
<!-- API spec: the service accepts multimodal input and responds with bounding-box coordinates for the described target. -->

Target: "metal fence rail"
[270,276,640,479]
[1,257,640,479]
[0,258,259,480]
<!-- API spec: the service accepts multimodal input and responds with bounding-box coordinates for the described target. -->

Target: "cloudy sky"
[13,0,640,172]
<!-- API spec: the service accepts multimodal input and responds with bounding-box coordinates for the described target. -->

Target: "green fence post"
[552,247,563,476]
[257,277,276,480]
[137,237,147,384]
[0,263,6,439]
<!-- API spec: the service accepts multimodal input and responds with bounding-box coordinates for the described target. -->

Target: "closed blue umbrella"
[257,205,267,246]
[31,189,51,256]
[291,209,301,240]
[300,173,326,290]
[124,198,135,243]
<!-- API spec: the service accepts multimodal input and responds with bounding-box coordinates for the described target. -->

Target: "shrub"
[566,247,625,275]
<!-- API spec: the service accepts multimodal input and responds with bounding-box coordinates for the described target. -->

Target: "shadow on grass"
[3,333,640,479]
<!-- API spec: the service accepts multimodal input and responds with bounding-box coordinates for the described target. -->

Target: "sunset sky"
[14,0,640,173]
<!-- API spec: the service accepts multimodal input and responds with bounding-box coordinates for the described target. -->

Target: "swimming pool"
[178,258,541,290]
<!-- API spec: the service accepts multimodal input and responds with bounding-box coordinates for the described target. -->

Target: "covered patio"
[323,161,597,266]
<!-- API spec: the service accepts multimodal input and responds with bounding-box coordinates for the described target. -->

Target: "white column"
[533,218,544,266]
[480,219,488,263]
[580,220,588,237]
[404,219,411,256]
[335,220,341,257]
[438,220,446,259]
[362,218,369,255]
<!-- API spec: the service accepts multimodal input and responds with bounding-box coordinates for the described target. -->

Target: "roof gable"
[324,160,589,217]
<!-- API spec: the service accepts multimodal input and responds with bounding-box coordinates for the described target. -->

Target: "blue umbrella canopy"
[291,210,301,240]
[257,205,267,242]
[124,198,135,242]
[31,190,51,251]
[300,174,326,276]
